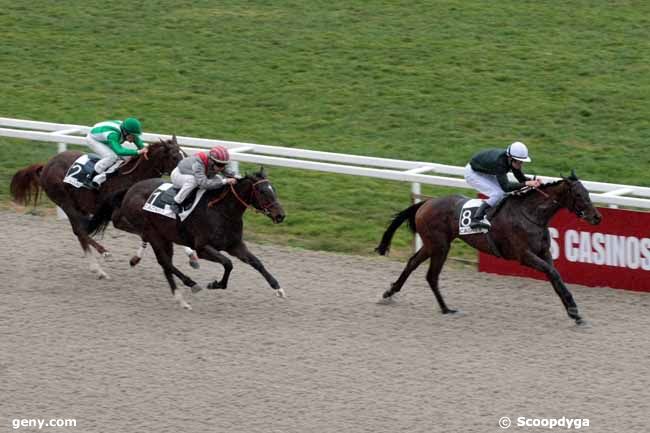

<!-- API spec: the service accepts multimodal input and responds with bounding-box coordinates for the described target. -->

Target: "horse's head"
[560,170,602,225]
[242,168,285,224]
[145,135,184,176]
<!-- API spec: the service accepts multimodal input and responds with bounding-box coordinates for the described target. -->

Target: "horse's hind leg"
[184,247,200,269]
[381,247,430,300]
[197,245,233,290]
[425,244,456,314]
[148,237,199,309]
[130,240,148,267]
[61,204,109,279]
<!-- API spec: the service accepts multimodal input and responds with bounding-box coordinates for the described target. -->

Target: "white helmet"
[507,141,531,162]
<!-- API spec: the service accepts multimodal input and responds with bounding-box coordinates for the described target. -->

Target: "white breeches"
[171,168,198,204]
[86,135,122,174]
[464,163,505,206]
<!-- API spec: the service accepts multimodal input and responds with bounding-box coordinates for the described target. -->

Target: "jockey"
[87,118,148,188]
[170,145,237,214]
[464,141,542,230]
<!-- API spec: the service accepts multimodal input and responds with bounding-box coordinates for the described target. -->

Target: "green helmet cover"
[122,117,142,135]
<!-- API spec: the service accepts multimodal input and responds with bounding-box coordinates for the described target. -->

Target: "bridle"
[532,182,587,219]
[208,179,277,215]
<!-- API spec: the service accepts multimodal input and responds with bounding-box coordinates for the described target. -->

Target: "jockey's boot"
[91,172,106,189]
[169,201,182,214]
[470,202,492,230]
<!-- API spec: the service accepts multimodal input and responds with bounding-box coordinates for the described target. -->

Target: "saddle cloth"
[459,199,490,235]
[142,183,205,222]
[63,154,100,189]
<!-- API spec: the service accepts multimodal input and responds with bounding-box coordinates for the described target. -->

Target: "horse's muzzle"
[586,210,602,225]
[266,204,285,224]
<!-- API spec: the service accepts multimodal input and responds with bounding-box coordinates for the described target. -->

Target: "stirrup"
[470,218,491,229]
[170,202,182,214]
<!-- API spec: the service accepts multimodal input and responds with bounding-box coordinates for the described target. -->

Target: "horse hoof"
[182,303,193,310]
[191,284,203,294]
[377,294,395,304]
[97,272,109,280]
[444,309,464,317]
[275,288,286,298]
[575,319,591,329]
[207,281,226,290]
[102,251,112,259]
[129,256,141,267]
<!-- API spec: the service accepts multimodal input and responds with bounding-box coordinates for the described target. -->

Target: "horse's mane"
[509,178,565,199]
[119,137,179,174]
[241,170,266,182]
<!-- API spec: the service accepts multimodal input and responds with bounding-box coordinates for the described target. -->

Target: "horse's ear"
[259,166,266,177]
[172,134,178,144]
[569,169,578,181]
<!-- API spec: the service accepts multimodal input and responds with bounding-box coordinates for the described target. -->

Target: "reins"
[208,179,274,214]
[121,148,161,177]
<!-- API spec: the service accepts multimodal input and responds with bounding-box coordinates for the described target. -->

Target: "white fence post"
[411,182,422,252]
[56,140,68,220]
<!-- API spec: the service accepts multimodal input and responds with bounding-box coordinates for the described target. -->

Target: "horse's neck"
[515,184,566,225]
[207,181,253,216]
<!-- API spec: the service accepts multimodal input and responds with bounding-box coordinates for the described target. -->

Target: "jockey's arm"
[497,173,525,192]
[512,167,530,183]
[192,160,228,189]
[106,132,139,157]
[132,134,145,150]
[513,167,541,187]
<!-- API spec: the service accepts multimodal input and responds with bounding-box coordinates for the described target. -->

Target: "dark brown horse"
[10,136,183,278]
[87,170,285,309]
[376,172,602,326]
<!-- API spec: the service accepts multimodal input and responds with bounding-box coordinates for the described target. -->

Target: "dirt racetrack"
[1,211,649,433]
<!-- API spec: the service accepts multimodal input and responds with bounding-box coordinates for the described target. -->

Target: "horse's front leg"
[197,245,233,290]
[226,242,285,298]
[521,250,585,325]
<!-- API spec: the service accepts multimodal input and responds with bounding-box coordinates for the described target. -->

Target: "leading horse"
[10,136,183,278]
[376,172,602,326]
[87,170,286,309]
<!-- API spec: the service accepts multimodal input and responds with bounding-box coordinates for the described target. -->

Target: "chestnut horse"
[87,170,286,309]
[376,172,602,326]
[10,136,183,278]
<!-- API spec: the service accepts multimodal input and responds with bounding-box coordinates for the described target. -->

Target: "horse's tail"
[86,190,128,237]
[375,201,425,256]
[10,163,45,206]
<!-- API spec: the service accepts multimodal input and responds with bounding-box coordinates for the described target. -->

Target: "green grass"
[2,1,650,260]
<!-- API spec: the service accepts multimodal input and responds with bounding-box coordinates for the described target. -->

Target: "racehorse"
[10,136,183,278]
[87,169,286,309]
[375,172,602,326]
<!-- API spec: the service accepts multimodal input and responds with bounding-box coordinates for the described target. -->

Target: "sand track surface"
[1,212,648,432]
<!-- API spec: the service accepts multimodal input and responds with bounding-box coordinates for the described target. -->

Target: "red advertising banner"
[479,207,650,292]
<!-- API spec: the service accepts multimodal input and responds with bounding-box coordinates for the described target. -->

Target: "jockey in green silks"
[86,117,148,188]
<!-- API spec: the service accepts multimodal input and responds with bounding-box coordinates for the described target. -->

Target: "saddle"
[143,183,205,222]
[62,154,100,189]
